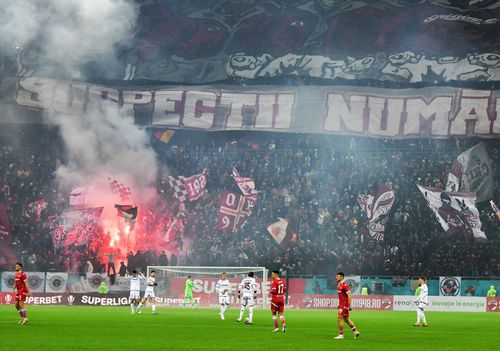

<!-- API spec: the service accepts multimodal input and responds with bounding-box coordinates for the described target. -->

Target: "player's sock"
[351,326,358,333]
[280,315,286,326]
[339,327,344,335]
[152,304,156,312]
[19,310,24,319]
[238,307,245,320]
[421,311,427,324]
[130,303,135,313]
[21,309,27,319]
[249,306,254,321]
[272,316,279,329]
[416,308,421,324]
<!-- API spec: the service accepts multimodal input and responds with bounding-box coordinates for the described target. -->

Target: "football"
[244,317,251,324]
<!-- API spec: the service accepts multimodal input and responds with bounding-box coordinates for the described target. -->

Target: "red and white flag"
[216,190,256,233]
[108,178,132,202]
[232,167,259,196]
[182,170,208,201]
[267,218,298,249]
[357,184,395,241]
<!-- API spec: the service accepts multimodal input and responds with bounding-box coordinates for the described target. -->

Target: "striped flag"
[154,130,175,144]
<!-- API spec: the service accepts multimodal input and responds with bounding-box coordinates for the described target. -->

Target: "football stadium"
[0,1,499,350]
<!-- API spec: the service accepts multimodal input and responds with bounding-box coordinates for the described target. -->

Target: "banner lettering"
[4,78,500,138]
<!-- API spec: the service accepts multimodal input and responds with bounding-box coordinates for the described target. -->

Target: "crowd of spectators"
[1,124,499,277]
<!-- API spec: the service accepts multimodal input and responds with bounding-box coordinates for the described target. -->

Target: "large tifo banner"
[2,78,500,138]
[10,1,500,84]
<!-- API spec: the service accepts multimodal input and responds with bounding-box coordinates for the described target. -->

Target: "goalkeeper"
[183,275,196,308]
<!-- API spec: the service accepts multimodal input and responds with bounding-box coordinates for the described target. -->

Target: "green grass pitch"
[1,306,498,350]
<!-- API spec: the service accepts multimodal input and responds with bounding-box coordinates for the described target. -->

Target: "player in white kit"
[237,271,257,324]
[216,272,231,320]
[414,276,429,327]
[126,270,145,314]
[138,270,157,315]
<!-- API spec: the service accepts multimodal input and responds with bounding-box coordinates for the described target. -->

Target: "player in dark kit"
[334,272,360,339]
[13,262,30,325]
[270,270,287,332]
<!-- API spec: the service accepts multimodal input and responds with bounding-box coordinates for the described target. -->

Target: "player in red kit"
[334,272,360,339]
[270,270,287,332]
[13,262,30,325]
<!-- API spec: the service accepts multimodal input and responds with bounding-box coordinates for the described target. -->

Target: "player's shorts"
[129,291,140,300]
[338,306,350,318]
[271,300,285,314]
[15,290,28,302]
[143,290,155,299]
[219,295,230,305]
[240,296,255,307]
[417,302,428,310]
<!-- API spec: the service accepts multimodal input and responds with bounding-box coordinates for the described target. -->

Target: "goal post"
[146,266,269,308]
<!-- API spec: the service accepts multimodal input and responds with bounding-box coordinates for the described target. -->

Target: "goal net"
[146,266,269,308]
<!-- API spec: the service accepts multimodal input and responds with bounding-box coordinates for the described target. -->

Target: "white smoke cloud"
[0,0,137,78]
[0,0,158,204]
[50,102,158,203]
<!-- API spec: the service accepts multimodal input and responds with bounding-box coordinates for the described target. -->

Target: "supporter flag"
[167,175,187,202]
[216,190,256,233]
[445,143,494,202]
[108,178,132,202]
[182,170,208,201]
[267,218,298,249]
[232,167,259,196]
[51,207,104,250]
[168,171,208,202]
[162,216,185,255]
[69,187,89,206]
[417,184,486,240]
[357,185,395,241]
[490,200,500,220]
[154,130,175,144]
[115,204,138,229]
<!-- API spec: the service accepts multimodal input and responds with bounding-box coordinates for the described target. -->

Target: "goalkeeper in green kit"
[183,275,196,308]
